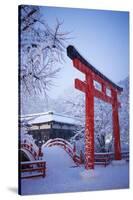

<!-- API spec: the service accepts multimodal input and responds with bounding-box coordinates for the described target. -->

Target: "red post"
[85,75,95,169]
[67,46,123,169]
[112,90,121,160]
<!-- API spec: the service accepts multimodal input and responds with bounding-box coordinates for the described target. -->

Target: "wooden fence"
[94,151,129,166]
[20,160,46,179]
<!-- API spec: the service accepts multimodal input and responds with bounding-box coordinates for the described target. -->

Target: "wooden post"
[85,75,94,169]
[112,90,121,160]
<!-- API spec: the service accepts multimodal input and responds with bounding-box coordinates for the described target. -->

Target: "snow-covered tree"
[52,88,112,152]
[119,77,129,150]
[19,5,69,96]
[94,99,112,152]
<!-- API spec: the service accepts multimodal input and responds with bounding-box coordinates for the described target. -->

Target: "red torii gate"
[67,45,123,170]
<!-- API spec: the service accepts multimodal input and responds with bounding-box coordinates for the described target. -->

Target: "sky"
[39,6,129,99]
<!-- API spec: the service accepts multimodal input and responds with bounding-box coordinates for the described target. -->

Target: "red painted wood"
[75,79,86,93]
[45,138,82,164]
[111,90,121,160]
[73,58,90,75]
[102,83,106,94]
[75,78,114,105]
[71,54,122,170]
[21,161,46,179]
[94,88,113,104]
[84,75,95,169]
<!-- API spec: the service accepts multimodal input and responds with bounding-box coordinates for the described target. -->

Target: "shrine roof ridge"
[67,45,123,92]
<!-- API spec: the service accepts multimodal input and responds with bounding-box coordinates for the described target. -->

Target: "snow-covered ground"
[21,146,129,195]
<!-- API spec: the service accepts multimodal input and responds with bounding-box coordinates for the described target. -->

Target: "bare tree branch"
[20,5,70,96]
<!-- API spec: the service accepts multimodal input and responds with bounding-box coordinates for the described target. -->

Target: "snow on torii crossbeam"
[67,45,123,170]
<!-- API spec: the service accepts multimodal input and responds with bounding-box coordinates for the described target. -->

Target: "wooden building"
[21,111,78,146]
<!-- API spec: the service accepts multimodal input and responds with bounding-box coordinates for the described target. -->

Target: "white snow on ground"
[21,146,129,195]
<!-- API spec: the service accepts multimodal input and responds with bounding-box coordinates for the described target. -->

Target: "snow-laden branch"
[20,5,70,96]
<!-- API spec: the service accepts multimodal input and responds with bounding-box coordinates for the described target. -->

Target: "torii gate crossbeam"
[67,45,123,170]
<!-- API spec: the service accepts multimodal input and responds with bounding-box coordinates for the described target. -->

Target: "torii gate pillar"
[112,90,121,160]
[85,75,95,169]
[67,45,123,170]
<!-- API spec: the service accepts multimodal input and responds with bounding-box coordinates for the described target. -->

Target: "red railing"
[94,151,129,166]
[20,160,46,179]
[21,143,38,160]
[43,138,129,167]
[21,142,43,160]
[43,138,82,165]
[94,153,111,166]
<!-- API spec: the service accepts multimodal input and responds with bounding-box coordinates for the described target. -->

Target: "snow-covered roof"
[20,111,79,125]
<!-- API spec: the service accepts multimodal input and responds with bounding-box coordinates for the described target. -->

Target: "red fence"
[21,143,39,160]
[43,138,129,167]
[94,153,112,166]
[21,142,43,160]
[20,160,46,179]
[94,151,129,166]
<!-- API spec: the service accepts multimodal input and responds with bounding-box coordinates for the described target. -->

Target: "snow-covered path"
[21,146,129,195]
[44,146,76,169]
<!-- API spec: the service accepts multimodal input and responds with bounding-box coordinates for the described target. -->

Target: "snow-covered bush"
[20,120,39,153]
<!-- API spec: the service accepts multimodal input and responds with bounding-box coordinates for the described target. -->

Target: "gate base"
[80,169,99,180]
[111,160,127,166]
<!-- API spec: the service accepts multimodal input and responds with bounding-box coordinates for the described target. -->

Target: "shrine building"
[20,111,78,146]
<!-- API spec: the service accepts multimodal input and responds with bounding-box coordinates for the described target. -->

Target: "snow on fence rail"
[95,151,129,160]
[42,138,83,165]
[43,139,129,167]
[20,133,42,161]
[21,134,39,153]
[94,153,112,166]
[43,138,73,149]
[21,143,39,160]
[121,151,129,161]
[20,133,44,161]
[20,160,46,179]
[94,151,129,166]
